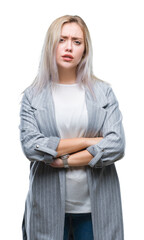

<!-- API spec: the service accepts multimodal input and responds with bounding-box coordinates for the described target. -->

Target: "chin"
[58,63,77,70]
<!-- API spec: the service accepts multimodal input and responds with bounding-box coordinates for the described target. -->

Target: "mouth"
[62,54,74,61]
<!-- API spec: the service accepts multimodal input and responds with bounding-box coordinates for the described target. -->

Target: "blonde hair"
[28,15,100,94]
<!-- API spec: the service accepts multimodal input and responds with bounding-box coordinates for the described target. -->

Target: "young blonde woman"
[20,15,125,240]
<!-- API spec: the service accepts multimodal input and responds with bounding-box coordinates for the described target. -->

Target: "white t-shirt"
[52,83,91,213]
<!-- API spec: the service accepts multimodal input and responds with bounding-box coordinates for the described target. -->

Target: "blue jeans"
[63,213,94,240]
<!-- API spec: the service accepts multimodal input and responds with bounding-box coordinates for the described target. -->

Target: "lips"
[62,54,74,61]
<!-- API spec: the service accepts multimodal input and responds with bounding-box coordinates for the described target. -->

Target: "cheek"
[56,45,62,57]
[56,47,60,59]
[56,47,62,64]
[76,49,84,61]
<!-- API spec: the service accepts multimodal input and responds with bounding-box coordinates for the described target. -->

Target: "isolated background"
[0,0,144,239]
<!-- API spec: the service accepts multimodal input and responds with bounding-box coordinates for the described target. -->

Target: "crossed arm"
[20,86,125,169]
[50,137,103,168]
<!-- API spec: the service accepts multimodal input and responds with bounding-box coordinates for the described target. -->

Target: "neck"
[58,67,77,84]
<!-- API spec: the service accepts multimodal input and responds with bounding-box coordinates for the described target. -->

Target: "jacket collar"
[30,81,107,138]
[31,81,108,109]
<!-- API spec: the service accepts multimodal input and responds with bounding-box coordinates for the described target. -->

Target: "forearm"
[56,138,87,157]
[56,137,103,157]
[50,137,103,168]
[68,150,93,167]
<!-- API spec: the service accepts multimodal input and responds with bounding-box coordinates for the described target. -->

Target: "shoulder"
[22,84,51,108]
[89,78,117,107]
[92,78,112,96]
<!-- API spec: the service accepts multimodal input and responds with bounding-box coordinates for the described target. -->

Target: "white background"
[0,0,144,239]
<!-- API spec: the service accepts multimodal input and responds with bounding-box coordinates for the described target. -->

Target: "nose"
[65,40,72,52]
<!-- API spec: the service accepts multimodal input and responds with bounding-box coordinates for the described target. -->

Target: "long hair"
[27,15,101,95]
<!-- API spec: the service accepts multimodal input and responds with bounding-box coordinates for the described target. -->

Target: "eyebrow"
[60,35,84,41]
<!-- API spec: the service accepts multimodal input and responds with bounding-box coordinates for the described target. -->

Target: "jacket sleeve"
[19,89,60,164]
[86,86,125,168]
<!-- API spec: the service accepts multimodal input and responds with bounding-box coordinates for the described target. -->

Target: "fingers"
[50,158,64,168]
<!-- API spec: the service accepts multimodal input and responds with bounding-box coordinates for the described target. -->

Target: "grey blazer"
[19,79,125,240]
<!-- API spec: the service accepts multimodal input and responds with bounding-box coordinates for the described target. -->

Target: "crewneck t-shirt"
[52,83,91,213]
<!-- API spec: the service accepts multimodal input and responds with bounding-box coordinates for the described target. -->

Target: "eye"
[74,40,81,45]
[59,38,65,43]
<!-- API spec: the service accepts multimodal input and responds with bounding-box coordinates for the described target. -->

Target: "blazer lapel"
[30,84,65,213]
[31,82,107,139]
[84,84,107,137]
[31,84,60,137]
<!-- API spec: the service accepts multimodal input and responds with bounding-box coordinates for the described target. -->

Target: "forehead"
[61,22,84,39]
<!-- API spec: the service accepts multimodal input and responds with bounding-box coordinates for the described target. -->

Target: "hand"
[49,158,64,168]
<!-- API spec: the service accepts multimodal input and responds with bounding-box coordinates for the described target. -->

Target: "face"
[56,22,85,71]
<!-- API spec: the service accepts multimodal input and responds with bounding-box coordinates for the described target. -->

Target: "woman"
[19,15,125,240]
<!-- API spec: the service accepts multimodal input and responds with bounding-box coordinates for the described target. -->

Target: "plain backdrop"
[0,0,144,239]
